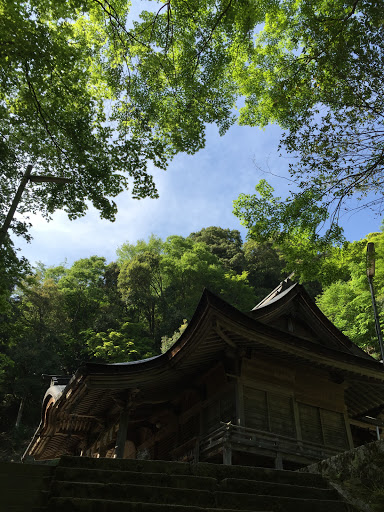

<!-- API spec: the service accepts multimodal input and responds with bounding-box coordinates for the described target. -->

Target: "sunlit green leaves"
[3,0,383,284]
[317,231,384,357]
[233,179,346,283]
[236,0,384,223]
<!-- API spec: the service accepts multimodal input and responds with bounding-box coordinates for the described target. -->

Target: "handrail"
[170,422,342,463]
[198,422,340,454]
[218,422,342,452]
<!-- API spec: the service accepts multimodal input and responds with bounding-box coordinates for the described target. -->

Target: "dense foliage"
[316,231,384,357]
[3,0,381,248]
[233,179,347,285]
[237,0,384,232]
[2,0,382,320]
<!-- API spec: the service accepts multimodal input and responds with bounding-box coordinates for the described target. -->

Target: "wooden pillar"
[274,452,283,470]
[194,437,200,463]
[115,407,130,459]
[223,423,232,465]
[223,443,232,465]
[292,400,303,445]
[235,379,245,426]
[344,410,354,449]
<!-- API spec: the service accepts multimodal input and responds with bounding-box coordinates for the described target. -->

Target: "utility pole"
[366,242,384,363]
[0,165,72,247]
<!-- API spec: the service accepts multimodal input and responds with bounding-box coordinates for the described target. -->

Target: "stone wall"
[301,441,384,512]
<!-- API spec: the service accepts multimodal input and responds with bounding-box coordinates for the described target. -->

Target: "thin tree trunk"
[15,397,25,429]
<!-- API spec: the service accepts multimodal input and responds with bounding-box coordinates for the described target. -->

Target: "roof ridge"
[252,273,296,310]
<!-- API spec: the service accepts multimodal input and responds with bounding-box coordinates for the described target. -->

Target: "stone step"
[215,491,354,512]
[6,508,46,512]
[51,481,215,507]
[220,477,338,500]
[1,489,49,507]
[192,463,329,489]
[58,456,194,475]
[49,497,274,512]
[50,481,352,512]
[49,495,355,512]
[57,456,328,488]
[0,461,54,478]
[1,474,52,491]
[55,466,217,490]
[53,467,336,501]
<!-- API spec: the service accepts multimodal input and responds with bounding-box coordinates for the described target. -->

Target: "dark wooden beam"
[115,406,130,459]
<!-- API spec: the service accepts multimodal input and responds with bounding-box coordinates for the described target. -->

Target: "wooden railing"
[200,422,341,460]
[171,422,342,464]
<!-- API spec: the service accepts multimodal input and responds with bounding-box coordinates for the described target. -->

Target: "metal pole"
[367,274,384,363]
[367,243,384,363]
[0,165,33,246]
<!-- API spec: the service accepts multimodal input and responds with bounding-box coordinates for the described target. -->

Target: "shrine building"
[25,279,384,470]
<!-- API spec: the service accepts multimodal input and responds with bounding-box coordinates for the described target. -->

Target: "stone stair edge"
[220,476,331,490]
[48,495,353,512]
[50,496,275,512]
[54,466,331,492]
[50,480,213,501]
[0,461,55,473]
[57,456,328,486]
[49,480,349,510]
[55,465,217,481]
[51,477,335,496]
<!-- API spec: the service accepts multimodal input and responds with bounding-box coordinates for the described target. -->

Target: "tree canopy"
[2,0,382,332]
[4,0,382,249]
[117,234,257,347]
[234,0,384,235]
[1,0,255,245]
[233,179,348,284]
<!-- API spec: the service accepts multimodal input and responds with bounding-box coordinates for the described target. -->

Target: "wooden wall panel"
[321,409,349,449]
[243,387,268,430]
[298,403,323,444]
[241,357,295,395]
[204,363,227,399]
[241,357,346,414]
[295,368,346,412]
[269,392,296,438]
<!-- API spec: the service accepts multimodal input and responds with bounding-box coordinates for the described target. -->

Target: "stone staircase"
[36,456,358,512]
[0,460,54,511]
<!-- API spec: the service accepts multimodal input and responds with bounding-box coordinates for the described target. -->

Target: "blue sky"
[14,121,382,269]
